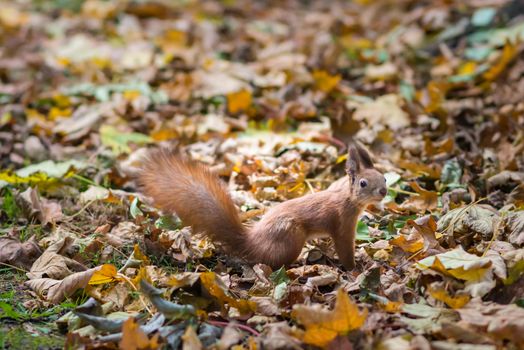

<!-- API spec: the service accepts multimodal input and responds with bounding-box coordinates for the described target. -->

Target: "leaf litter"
[0,0,524,349]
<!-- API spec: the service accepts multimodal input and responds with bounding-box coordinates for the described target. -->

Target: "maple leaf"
[292,289,367,348]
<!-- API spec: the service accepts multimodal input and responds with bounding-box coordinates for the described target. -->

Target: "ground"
[0,0,524,349]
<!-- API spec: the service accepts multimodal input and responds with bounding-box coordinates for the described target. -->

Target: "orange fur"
[138,144,386,270]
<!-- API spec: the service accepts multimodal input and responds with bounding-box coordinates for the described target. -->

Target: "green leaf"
[270,266,289,285]
[129,197,144,219]
[270,267,289,301]
[15,159,87,178]
[1,188,20,220]
[472,7,496,27]
[440,158,463,189]
[155,215,182,230]
[100,125,152,155]
[356,220,372,242]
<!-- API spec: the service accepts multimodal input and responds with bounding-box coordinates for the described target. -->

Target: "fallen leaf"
[401,182,438,213]
[119,317,160,350]
[483,41,518,81]
[200,272,256,315]
[182,325,203,350]
[292,289,367,348]
[26,266,101,304]
[100,125,152,155]
[417,247,496,297]
[227,89,252,114]
[88,264,118,285]
[352,94,410,131]
[27,237,87,280]
[312,70,341,93]
[19,187,63,225]
[0,233,41,270]
[428,285,471,309]
[504,211,524,246]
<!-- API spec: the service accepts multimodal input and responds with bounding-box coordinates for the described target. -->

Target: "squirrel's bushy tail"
[138,149,247,253]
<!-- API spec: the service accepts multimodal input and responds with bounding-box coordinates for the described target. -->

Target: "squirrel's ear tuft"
[355,143,374,169]
[346,145,361,183]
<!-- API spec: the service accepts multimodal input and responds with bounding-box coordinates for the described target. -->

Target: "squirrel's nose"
[379,187,387,196]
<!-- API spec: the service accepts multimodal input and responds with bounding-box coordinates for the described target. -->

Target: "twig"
[116,273,153,316]
[68,199,97,219]
[388,186,418,196]
[304,179,316,194]
[482,211,505,257]
[0,262,28,273]
[437,197,487,236]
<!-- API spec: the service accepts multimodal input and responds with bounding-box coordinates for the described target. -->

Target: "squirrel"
[138,143,387,270]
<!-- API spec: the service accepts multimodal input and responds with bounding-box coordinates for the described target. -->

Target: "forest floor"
[1,0,524,349]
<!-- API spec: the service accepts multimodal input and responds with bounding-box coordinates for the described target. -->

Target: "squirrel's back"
[138,150,247,253]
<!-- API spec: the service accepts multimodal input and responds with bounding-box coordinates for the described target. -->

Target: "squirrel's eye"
[359,179,368,188]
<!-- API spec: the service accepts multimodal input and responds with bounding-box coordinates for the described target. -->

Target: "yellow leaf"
[420,80,450,114]
[292,289,367,348]
[200,272,256,315]
[417,247,492,283]
[227,89,252,114]
[48,107,72,120]
[390,235,424,253]
[88,264,118,285]
[119,317,160,350]
[123,90,141,101]
[483,41,518,82]
[150,128,178,141]
[428,286,471,309]
[312,70,341,93]
[132,244,150,264]
[382,300,403,313]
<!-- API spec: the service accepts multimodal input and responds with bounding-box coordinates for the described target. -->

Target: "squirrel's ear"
[355,143,374,169]
[346,145,361,183]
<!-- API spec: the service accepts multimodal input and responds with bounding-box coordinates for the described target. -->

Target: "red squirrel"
[138,143,387,270]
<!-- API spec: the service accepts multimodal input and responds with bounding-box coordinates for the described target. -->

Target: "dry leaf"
[88,264,118,285]
[428,285,471,309]
[292,289,367,348]
[119,317,160,350]
[200,272,257,315]
[0,234,41,270]
[182,326,203,350]
[25,266,101,303]
[401,182,438,213]
[227,89,252,114]
[312,70,341,93]
[27,237,87,280]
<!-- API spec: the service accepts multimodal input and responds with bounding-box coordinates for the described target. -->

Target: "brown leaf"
[19,187,62,225]
[458,299,524,346]
[505,211,524,246]
[27,237,87,280]
[0,232,41,270]
[25,266,99,304]
[182,326,202,350]
[401,182,438,213]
